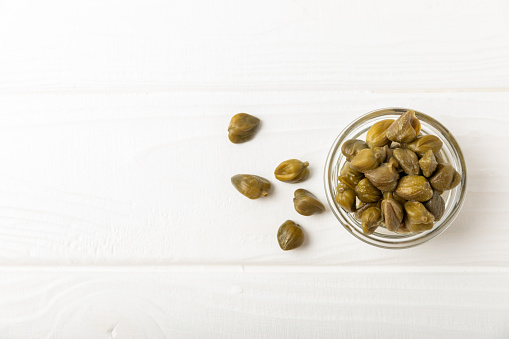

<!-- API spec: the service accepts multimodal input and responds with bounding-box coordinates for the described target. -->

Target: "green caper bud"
[404,201,435,225]
[277,220,304,251]
[419,150,438,177]
[393,148,420,176]
[274,159,310,183]
[394,175,433,201]
[227,113,260,144]
[341,139,369,161]
[294,189,325,216]
[338,162,364,190]
[429,164,461,191]
[406,135,443,157]
[364,163,399,192]
[231,174,271,199]
[404,216,433,234]
[381,195,404,232]
[355,178,382,203]
[386,110,421,143]
[350,148,383,173]
[424,190,445,221]
[366,119,395,148]
[335,185,357,213]
[361,206,382,235]
[354,202,379,220]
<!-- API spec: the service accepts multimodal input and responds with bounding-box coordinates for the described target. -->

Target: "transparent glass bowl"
[324,108,467,249]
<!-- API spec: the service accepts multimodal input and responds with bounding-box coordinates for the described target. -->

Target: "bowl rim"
[323,107,468,249]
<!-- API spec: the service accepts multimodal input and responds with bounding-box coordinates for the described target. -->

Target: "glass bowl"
[324,108,467,249]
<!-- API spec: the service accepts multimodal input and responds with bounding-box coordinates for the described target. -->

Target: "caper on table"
[294,189,325,216]
[277,220,304,251]
[228,113,260,144]
[231,174,271,199]
[274,159,310,183]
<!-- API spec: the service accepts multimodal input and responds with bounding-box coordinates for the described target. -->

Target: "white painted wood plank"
[0,270,507,338]
[1,0,509,92]
[0,91,505,265]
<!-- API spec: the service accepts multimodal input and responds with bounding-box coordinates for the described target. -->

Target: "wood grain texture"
[0,91,506,265]
[0,0,509,92]
[0,269,507,339]
[0,0,508,337]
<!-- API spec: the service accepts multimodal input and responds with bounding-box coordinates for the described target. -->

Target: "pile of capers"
[336,110,461,235]
[228,113,325,251]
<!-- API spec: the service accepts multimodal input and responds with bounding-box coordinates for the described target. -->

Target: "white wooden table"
[0,0,508,338]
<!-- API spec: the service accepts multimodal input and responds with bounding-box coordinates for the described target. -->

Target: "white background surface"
[0,0,508,338]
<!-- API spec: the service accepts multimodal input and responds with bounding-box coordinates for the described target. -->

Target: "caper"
[341,139,369,161]
[227,113,260,143]
[361,206,382,235]
[364,163,399,192]
[366,119,395,148]
[424,190,445,221]
[231,174,271,199]
[335,184,357,213]
[404,201,435,225]
[406,135,443,157]
[350,148,383,173]
[382,195,404,232]
[393,148,420,176]
[419,150,438,177]
[274,159,310,183]
[277,220,304,251]
[338,162,364,190]
[354,202,379,220]
[404,216,433,234]
[394,175,433,201]
[355,178,382,203]
[294,189,325,216]
[429,164,461,191]
[386,110,421,143]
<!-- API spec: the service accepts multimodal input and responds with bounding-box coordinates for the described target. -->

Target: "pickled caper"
[341,139,369,161]
[424,190,445,221]
[394,175,433,202]
[350,148,383,173]
[393,148,420,176]
[335,184,356,213]
[228,113,260,143]
[406,135,443,157]
[277,220,304,251]
[429,164,461,191]
[419,150,438,177]
[386,110,421,143]
[294,189,325,216]
[231,174,271,199]
[355,178,382,203]
[274,159,310,183]
[404,216,433,234]
[361,206,382,235]
[404,201,435,225]
[338,162,364,190]
[366,119,395,148]
[364,163,399,192]
[382,195,404,232]
[354,202,379,220]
